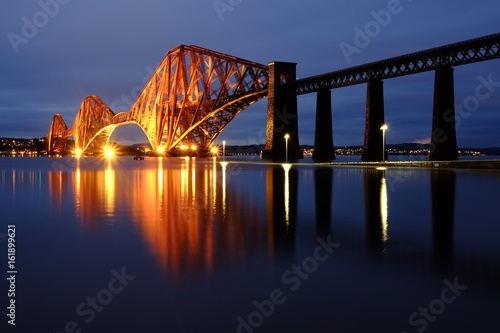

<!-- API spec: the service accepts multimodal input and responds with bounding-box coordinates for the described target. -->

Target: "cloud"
[413,137,431,145]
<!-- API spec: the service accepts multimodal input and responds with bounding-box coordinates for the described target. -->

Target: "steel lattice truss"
[127,45,269,150]
[47,96,118,153]
[47,45,269,154]
[73,95,116,151]
[47,114,69,154]
[293,32,500,94]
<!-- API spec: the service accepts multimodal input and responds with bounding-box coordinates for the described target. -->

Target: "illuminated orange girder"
[47,45,269,154]
[46,114,69,154]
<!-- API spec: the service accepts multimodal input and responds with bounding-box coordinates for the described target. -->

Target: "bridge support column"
[312,89,335,161]
[362,79,385,162]
[429,67,458,161]
[261,62,303,162]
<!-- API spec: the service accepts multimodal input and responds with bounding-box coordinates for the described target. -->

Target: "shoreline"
[320,159,500,170]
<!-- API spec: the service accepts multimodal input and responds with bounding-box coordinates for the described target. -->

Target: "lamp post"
[284,134,290,163]
[380,124,388,162]
[222,140,226,161]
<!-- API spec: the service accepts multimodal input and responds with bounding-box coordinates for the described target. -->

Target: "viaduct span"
[47,33,500,161]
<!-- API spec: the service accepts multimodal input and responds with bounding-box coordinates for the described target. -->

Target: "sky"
[0,0,499,147]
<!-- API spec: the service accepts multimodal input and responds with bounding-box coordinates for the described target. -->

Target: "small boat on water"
[134,148,144,160]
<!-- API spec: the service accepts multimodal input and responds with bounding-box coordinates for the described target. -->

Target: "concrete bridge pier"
[261,62,303,162]
[362,79,386,162]
[312,89,335,161]
[429,66,458,161]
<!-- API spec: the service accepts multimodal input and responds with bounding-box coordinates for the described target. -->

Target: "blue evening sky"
[0,0,499,147]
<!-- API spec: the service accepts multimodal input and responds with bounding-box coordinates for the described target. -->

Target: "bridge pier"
[362,79,386,162]
[261,62,303,162]
[312,89,335,161]
[429,67,458,161]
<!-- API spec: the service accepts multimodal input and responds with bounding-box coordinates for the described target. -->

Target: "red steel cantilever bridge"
[47,45,269,156]
[47,33,500,161]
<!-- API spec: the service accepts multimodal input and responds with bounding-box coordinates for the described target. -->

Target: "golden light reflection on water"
[364,168,390,250]
[44,157,301,277]
[380,175,389,242]
[282,163,291,230]
[104,160,115,218]
[220,161,228,218]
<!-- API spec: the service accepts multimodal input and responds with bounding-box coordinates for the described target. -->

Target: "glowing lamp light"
[211,147,219,155]
[105,147,114,158]
[190,145,197,151]
[380,124,388,162]
[284,133,290,163]
[180,145,188,151]
[75,148,82,157]
[157,146,165,155]
[222,140,226,161]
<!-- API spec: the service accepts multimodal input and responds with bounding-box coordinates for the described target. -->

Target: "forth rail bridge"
[47,33,500,162]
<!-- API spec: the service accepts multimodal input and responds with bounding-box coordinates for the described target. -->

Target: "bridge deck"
[293,32,500,94]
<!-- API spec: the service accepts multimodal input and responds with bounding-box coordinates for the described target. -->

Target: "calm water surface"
[1,156,499,333]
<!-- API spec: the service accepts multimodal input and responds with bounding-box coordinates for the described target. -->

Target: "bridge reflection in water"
[3,157,493,331]
[42,158,470,279]
[46,158,301,277]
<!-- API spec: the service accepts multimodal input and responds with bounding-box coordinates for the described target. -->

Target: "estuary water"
[1,156,499,333]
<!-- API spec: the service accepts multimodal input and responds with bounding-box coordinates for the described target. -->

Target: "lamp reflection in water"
[267,165,297,260]
[75,157,81,212]
[364,168,389,253]
[282,163,291,228]
[212,157,217,213]
[380,173,389,242]
[158,157,163,203]
[104,158,115,218]
[221,160,227,218]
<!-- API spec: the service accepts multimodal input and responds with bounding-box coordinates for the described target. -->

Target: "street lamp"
[380,124,388,162]
[284,134,290,163]
[222,140,226,161]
